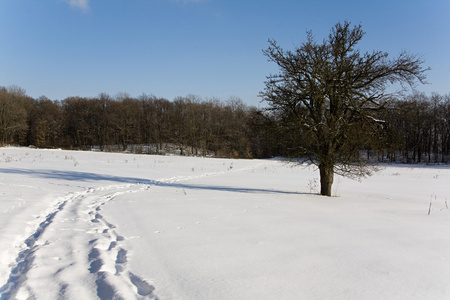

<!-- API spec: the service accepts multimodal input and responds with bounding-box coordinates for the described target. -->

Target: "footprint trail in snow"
[86,188,158,300]
[0,162,266,299]
[0,184,158,300]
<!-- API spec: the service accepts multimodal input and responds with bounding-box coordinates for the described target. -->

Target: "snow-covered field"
[0,147,449,300]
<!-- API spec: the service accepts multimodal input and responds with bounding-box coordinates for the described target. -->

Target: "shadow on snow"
[0,168,304,195]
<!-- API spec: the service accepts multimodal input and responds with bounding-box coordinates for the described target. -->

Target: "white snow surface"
[0,147,449,299]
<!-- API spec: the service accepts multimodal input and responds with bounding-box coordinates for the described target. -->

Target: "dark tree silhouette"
[260,21,428,196]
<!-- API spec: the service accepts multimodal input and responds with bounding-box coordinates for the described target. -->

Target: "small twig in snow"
[428,195,434,215]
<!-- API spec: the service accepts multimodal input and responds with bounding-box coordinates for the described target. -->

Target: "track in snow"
[0,184,158,300]
[0,163,266,299]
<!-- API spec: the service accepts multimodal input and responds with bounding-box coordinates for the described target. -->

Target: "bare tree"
[27,96,63,147]
[260,21,428,196]
[0,86,29,145]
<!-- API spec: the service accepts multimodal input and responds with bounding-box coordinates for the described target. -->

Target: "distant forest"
[1,85,450,163]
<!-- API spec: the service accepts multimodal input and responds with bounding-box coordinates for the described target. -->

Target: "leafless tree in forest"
[0,86,30,145]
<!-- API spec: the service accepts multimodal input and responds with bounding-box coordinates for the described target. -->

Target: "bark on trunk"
[319,163,334,196]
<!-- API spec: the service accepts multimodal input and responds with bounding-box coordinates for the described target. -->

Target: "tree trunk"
[319,163,334,196]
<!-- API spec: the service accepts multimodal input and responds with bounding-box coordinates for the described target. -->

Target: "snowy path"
[0,153,267,299]
[1,183,159,299]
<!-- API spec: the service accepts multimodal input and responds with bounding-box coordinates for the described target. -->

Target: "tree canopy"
[260,21,428,196]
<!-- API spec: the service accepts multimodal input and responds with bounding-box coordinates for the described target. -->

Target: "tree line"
[0,86,259,157]
[263,92,450,165]
[0,85,449,162]
[381,93,450,164]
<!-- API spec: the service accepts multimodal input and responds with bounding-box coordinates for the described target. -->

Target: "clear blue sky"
[1,0,449,106]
